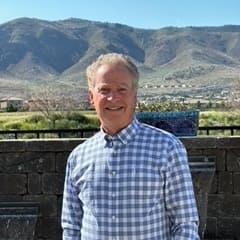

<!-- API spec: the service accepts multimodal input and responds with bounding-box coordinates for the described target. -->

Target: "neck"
[102,125,123,136]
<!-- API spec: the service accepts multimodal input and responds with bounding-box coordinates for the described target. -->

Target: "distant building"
[0,97,24,111]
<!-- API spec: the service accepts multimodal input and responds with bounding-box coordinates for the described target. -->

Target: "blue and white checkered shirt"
[62,118,199,239]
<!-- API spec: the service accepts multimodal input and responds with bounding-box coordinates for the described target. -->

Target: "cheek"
[91,95,105,108]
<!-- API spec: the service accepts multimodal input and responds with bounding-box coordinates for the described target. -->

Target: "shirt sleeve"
[165,139,200,240]
[61,152,83,240]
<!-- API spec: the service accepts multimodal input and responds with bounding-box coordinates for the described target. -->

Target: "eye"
[118,88,128,93]
[97,87,110,95]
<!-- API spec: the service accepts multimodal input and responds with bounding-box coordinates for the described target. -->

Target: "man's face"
[88,63,137,135]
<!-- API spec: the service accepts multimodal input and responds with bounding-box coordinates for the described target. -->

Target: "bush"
[199,111,240,126]
[3,121,23,130]
[137,100,188,112]
[26,114,45,123]
[54,119,77,129]
[66,112,88,123]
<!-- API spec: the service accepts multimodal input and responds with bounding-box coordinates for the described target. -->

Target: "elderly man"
[61,53,200,239]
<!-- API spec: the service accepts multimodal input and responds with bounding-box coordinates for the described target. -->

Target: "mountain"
[0,17,240,100]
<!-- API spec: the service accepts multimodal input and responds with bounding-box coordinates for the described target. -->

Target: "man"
[61,53,200,239]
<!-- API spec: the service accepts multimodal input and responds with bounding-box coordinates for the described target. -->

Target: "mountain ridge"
[0,17,239,99]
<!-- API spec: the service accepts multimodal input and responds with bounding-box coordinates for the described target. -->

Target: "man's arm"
[61,154,83,240]
[165,140,200,240]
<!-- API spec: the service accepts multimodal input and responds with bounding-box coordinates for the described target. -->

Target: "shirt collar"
[101,116,140,145]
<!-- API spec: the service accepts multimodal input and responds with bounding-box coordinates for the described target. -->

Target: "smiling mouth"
[106,106,123,111]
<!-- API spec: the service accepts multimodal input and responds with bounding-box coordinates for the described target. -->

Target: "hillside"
[0,18,240,100]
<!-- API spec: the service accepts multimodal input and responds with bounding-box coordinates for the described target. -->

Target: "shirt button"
[112,193,116,198]
[112,215,116,220]
[112,171,116,176]
[109,141,113,147]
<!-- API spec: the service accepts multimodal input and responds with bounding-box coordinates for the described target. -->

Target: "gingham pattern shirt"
[62,118,199,240]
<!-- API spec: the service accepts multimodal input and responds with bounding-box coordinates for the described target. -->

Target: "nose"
[107,91,119,101]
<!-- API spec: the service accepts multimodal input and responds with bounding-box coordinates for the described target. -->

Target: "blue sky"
[1,0,240,29]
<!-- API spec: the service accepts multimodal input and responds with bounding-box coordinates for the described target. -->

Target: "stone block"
[217,194,240,218]
[181,137,217,149]
[207,194,219,217]
[42,173,65,194]
[26,139,69,152]
[204,217,217,238]
[218,172,233,194]
[0,141,25,152]
[0,174,27,194]
[55,152,69,173]
[217,217,240,239]
[233,173,240,193]
[57,196,63,217]
[23,195,57,217]
[35,217,62,240]
[24,152,55,173]
[28,173,42,194]
[0,153,25,173]
[217,137,240,149]
[226,149,240,171]
[215,149,226,171]
[64,139,83,151]
[0,195,23,202]
[187,149,203,157]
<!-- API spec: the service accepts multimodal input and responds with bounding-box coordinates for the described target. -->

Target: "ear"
[88,90,94,106]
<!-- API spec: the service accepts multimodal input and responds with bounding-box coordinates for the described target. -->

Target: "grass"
[1,110,240,137]
[0,111,34,119]
[199,110,240,126]
[0,110,99,130]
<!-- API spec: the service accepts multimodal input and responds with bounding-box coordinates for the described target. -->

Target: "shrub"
[26,114,45,123]
[3,121,23,130]
[66,112,88,123]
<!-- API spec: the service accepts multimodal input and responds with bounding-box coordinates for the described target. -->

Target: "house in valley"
[0,97,24,111]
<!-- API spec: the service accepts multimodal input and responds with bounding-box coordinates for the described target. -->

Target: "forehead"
[95,63,134,81]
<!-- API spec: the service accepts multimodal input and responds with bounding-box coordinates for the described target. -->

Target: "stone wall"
[0,137,239,239]
[182,137,240,239]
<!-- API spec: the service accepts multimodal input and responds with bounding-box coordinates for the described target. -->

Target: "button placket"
[105,137,122,236]
[111,144,118,232]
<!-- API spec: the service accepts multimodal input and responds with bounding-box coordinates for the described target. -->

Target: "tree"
[30,88,80,128]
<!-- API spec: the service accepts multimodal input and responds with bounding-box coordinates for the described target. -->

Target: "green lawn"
[0,110,240,132]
